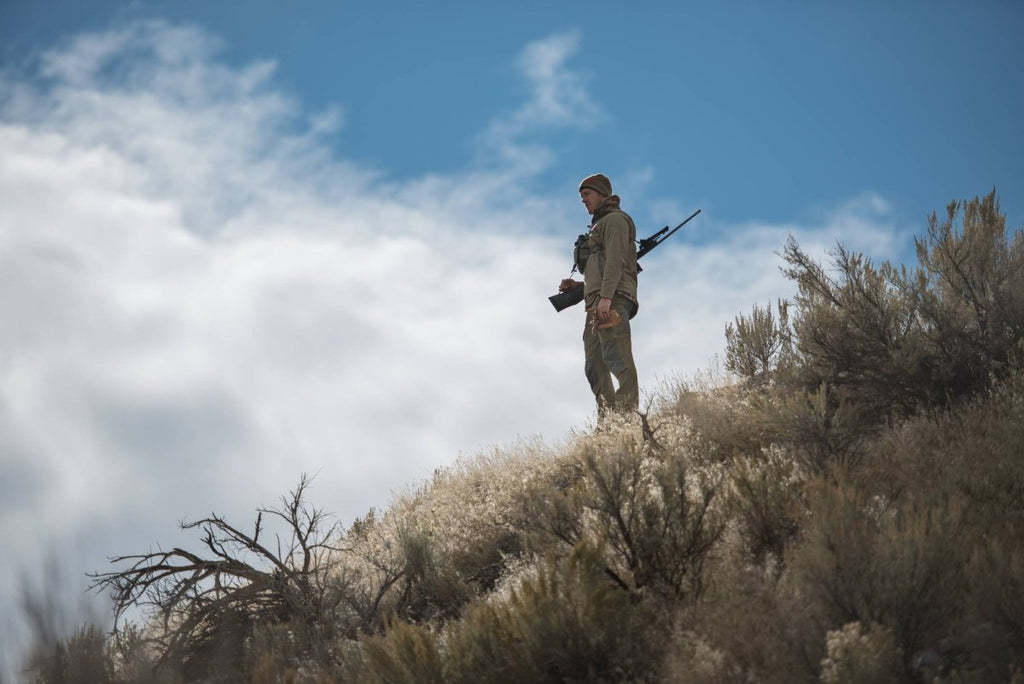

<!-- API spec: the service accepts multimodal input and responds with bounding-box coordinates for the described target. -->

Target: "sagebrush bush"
[861,368,1024,539]
[726,445,805,562]
[663,373,770,461]
[243,620,343,683]
[442,541,663,684]
[783,238,930,422]
[521,421,726,601]
[24,624,111,684]
[680,533,827,683]
[791,478,968,659]
[340,619,443,684]
[913,192,1024,397]
[962,541,1024,676]
[332,507,460,634]
[819,621,902,684]
[725,299,793,384]
[779,190,1024,425]
[660,627,744,684]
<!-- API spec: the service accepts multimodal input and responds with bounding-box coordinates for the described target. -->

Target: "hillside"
[20,191,1024,683]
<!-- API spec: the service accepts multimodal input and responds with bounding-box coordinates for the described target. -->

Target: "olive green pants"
[583,294,639,412]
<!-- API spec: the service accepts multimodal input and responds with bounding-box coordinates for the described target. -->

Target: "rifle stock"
[548,286,585,312]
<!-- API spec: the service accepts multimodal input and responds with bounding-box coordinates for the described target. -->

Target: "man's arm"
[599,214,632,301]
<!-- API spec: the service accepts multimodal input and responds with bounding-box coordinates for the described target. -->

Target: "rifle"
[548,208,701,312]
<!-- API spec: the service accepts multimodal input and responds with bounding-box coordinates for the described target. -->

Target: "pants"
[583,294,638,412]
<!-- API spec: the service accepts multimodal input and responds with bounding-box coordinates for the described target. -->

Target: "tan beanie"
[578,173,612,197]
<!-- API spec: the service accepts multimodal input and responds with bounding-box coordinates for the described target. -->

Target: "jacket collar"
[591,195,622,225]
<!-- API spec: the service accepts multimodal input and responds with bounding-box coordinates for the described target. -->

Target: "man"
[559,173,639,413]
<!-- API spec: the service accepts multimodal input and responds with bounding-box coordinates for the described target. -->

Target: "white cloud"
[0,20,907,673]
[481,31,603,168]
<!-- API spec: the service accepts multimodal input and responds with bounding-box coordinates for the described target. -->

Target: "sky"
[1,0,1021,673]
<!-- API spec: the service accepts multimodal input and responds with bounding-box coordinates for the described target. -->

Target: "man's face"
[580,188,606,215]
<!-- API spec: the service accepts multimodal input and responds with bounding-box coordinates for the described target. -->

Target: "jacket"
[582,196,638,308]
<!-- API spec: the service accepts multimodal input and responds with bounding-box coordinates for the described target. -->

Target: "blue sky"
[0,0,1021,672]
[4,1,1021,231]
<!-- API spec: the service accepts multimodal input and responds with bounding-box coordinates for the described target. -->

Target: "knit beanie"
[578,173,612,197]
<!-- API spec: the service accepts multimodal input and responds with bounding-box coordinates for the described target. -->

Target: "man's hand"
[559,278,583,293]
[588,297,621,330]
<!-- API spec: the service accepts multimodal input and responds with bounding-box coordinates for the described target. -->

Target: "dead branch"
[89,473,343,671]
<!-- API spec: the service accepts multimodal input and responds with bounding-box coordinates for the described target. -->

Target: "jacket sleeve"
[600,214,632,300]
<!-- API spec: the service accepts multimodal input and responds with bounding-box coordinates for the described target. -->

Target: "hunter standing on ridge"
[559,173,640,413]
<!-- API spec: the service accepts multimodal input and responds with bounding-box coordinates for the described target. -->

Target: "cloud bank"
[0,20,905,670]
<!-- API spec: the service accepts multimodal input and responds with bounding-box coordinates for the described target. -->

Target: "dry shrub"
[330,438,578,637]
[845,368,1024,678]
[959,542,1024,677]
[660,628,744,684]
[102,624,173,684]
[819,622,901,684]
[934,668,1024,684]
[682,537,824,683]
[662,372,769,461]
[333,509,470,635]
[726,444,806,562]
[442,541,663,684]
[791,479,968,659]
[862,368,1024,536]
[23,624,111,684]
[89,474,346,681]
[244,620,342,684]
[758,384,873,473]
[521,420,726,601]
[340,619,443,684]
[724,299,793,385]
[385,439,571,582]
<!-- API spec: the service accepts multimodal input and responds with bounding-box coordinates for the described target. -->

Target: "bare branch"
[88,474,343,676]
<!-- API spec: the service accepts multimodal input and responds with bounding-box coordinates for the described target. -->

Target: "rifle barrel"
[636,208,701,260]
[660,209,701,242]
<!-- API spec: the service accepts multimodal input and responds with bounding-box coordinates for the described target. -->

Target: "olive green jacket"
[583,196,638,308]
